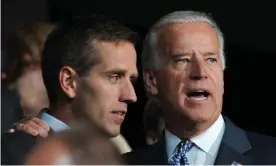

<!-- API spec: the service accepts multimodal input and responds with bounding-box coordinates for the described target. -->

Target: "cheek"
[81,92,112,127]
[76,81,111,119]
[211,71,224,97]
[175,74,186,95]
[91,84,121,119]
[90,89,113,114]
[157,70,185,98]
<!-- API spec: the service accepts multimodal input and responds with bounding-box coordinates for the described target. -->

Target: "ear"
[59,66,78,99]
[143,69,158,96]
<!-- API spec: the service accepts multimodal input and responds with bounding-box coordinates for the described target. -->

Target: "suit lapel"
[215,116,253,165]
[215,142,252,165]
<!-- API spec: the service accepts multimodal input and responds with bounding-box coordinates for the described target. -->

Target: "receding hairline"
[154,20,216,30]
[154,22,221,47]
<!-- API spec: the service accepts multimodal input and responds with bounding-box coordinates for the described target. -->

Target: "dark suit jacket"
[2,131,40,165]
[1,86,23,134]
[124,117,276,165]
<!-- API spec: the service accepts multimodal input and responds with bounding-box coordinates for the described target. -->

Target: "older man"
[124,10,276,165]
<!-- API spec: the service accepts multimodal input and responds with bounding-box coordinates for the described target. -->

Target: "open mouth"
[111,110,126,123]
[112,111,126,116]
[113,112,125,116]
[187,89,210,101]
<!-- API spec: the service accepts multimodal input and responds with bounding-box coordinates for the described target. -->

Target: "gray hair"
[141,11,226,70]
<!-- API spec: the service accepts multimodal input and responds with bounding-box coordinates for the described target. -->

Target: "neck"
[165,114,220,140]
[48,101,74,126]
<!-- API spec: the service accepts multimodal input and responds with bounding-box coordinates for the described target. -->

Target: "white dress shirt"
[166,115,225,165]
[40,112,69,132]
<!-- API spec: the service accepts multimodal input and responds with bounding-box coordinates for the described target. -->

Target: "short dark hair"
[42,16,139,104]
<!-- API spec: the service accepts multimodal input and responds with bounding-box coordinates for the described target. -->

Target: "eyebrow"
[202,52,218,56]
[170,53,190,59]
[171,51,219,59]
[105,68,126,74]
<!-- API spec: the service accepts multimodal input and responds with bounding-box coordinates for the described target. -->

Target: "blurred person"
[1,80,23,134]
[25,121,124,165]
[4,22,55,116]
[1,16,138,165]
[124,11,276,165]
[143,98,165,145]
[1,23,55,133]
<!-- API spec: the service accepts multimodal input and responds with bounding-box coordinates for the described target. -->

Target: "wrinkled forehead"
[156,23,220,52]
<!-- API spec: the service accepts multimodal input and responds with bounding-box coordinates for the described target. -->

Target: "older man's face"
[148,22,224,125]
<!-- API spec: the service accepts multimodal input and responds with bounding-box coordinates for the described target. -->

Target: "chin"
[108,132,120,138]
[190,115,211,123]
[106,127,120,138]
[188,110,219,124]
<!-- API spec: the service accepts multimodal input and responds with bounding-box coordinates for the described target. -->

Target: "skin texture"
[14,41,138,138]
[70,41,138,137]
[144,22,224,139]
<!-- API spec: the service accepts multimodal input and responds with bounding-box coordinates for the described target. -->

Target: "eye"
[175,58,190,64]
[207,58,217,64]
[108,74,121,83]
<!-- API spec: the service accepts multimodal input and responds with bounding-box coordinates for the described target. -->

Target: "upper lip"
[185,88,211,95]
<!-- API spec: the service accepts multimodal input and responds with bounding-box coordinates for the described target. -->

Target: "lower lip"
[112,112,125,123]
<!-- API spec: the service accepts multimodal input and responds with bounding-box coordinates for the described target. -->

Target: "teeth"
[117,112,123,115]
[189,96,207,101]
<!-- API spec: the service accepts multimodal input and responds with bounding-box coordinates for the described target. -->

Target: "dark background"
[2,0,276,149]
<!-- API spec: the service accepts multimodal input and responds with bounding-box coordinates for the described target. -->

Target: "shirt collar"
[40,112,70,132]
[191,115,225,156]
[165,114,225,158]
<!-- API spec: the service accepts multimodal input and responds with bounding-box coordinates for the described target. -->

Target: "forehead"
[157,23,220,53]
[93,41,137,74]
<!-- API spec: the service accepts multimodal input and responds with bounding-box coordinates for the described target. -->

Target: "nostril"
[190,75,206,80]
[190,73,208,80]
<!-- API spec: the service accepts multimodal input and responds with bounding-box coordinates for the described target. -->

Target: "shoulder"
[223,116,276,150]
[2,131,38,165]
[2,131,38,151]
[243,130,276,164]
[246,130,276,150]
[222,116,276,164]
[2,130,38,143]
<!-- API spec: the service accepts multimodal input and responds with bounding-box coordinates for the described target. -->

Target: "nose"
[120,80,137,103]
[189,58,208,80]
